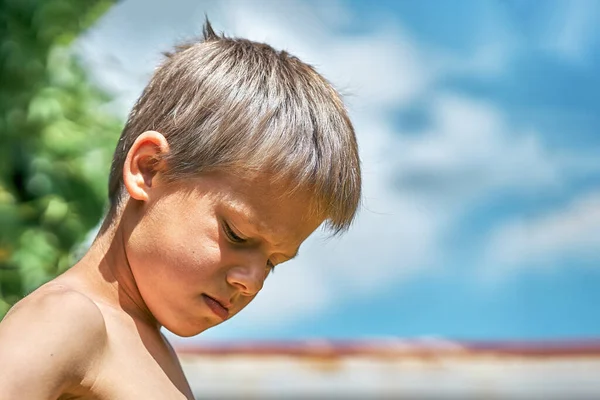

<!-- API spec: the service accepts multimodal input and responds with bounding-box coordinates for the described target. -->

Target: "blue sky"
[77,0,600,342]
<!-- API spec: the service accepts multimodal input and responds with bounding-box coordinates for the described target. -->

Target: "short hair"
[106,19,361,234]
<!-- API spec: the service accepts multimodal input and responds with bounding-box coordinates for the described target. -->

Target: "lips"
[202,294,229,321]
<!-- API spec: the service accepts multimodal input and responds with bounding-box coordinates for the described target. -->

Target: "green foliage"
[0,0,119,315]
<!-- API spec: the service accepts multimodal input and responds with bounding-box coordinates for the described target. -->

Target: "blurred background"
[2,0,600,398]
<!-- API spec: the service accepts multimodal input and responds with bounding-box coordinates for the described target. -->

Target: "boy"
[0,20,361,399]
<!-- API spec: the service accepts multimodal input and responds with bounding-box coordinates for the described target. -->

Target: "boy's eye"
[223,220,276,273]
[223,221,246,243]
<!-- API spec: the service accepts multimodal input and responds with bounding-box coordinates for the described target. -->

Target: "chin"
[164,318,219,338]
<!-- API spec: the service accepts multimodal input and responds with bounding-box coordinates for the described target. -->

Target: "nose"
[226,259,266,297]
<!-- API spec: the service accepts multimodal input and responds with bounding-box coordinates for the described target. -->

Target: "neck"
[68,211,159,329]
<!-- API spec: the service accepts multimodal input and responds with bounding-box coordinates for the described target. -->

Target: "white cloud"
[542,0,600,63]
[325,27,433,110]
[484,190,600,276]
[393,94,561,205]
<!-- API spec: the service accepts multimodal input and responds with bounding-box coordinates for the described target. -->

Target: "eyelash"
[266,259,276,273]
[223,221,275,272]
[223,221,246,243]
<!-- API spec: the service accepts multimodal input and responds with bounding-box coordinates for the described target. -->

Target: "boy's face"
[123,172,323,337]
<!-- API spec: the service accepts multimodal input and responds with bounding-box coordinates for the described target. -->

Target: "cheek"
[126,202,223,291]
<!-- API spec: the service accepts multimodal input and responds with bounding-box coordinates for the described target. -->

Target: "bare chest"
[65,314,194,399]
[87,353,193,400]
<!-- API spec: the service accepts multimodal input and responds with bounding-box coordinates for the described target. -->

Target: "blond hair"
[107,20,361,234]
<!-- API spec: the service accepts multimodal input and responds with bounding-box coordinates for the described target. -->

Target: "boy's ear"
[122,131,170,202]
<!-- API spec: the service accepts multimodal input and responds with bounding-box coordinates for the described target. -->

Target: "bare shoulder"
[2,283,107,344]
[0,284,108,398]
